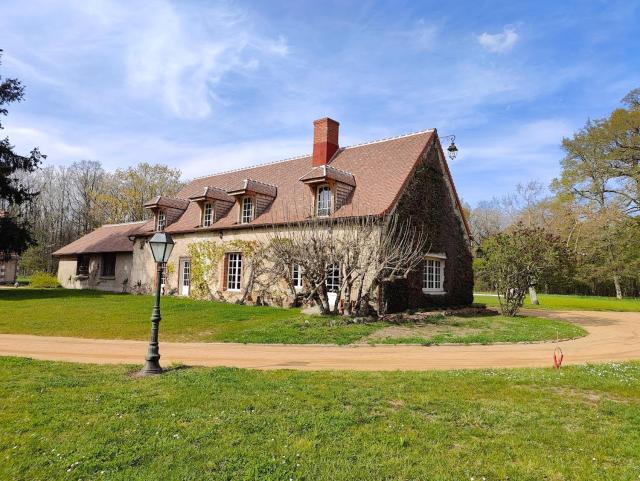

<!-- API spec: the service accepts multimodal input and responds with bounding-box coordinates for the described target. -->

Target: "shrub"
[29,272,61,288]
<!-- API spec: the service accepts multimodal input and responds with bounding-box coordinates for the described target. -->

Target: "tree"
[0,50,44,255]
[266,213,429,316]
[97,163,183,223]
[480,224,570,316]
[554,88,640,297]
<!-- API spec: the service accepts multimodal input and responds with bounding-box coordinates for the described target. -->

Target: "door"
[180,259,191,296]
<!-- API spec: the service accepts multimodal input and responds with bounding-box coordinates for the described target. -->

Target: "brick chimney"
[312,117,339,167]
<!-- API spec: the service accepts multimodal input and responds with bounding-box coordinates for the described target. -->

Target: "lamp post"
[140,232,175,375]
[440,134,458,161]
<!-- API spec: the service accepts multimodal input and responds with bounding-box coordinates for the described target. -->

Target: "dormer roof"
[188,186,234,203]
[299,164,356,187]
[226,179,278,198]
[143,196,189,210]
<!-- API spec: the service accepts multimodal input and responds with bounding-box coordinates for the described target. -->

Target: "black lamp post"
[140,232,175,375]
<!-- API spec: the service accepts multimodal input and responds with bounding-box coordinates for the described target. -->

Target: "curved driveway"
[0,310,638,371]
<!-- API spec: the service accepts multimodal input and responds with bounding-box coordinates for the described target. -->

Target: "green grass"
[475,292,640,312]
[0,289,586,346]
[0,289,381,345]
[375,313,586,345]
[1,357,639,480]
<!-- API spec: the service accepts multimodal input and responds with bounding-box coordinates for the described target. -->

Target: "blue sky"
[2,0,639,206]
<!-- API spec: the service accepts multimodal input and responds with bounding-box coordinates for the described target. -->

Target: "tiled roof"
[55,128,472,253]
[52,222,145,256]
[167,129,439,233]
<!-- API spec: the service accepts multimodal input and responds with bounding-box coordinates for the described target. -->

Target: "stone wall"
[57,253,133,292]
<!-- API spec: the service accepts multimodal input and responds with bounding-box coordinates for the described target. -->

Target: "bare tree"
[264,213,429,317]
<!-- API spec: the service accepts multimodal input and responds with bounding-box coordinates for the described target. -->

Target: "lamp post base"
[139,359,163,375]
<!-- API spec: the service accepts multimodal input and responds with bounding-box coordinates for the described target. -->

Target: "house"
[0,252,19,285]
[0,211,20,285]
[54,118,473,311]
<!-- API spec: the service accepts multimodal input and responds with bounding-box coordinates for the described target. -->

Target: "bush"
[29,272,60,288]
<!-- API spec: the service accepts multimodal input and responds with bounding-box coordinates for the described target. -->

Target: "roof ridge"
[189,152,312,182]
[340,128,435,150]
[102,221,147,227]
[187,128,435,183]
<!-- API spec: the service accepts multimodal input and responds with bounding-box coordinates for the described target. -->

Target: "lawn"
[368,312,585,345]
[0,289,380,345]
[1,357,639,480]
[475,292,640,312]
[0,289,585,345]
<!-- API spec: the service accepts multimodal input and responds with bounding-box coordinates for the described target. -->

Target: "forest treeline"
[13,162,183,273]
[469,89,640,298]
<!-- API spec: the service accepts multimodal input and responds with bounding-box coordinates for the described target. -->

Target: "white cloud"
[0,0,289,120]
[477,27,519,53]
[124,2,289,119]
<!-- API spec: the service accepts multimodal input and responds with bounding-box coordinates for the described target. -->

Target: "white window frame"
[325,262,341,293]
[182,260,191,287]
[160,262,168,286]
[316,184,332,217]
[292,264,303,290]
[241,196,254,224]
[202,202,213,227]
[0,264,5,279]
[227,252,242,291]
[156,210,166,231]
[422,257,445,294]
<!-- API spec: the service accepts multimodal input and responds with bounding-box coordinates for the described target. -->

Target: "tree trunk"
[613,274,623,300]
[528,286,539,305]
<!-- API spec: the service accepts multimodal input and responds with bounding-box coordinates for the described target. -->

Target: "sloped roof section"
[167,130,438,232]
[53,222,145,256]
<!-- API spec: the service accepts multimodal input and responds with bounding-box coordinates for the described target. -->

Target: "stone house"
[54,118,473,310]
[0,252,19,285]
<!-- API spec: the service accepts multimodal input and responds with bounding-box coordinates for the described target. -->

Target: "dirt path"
[0,310,638,371]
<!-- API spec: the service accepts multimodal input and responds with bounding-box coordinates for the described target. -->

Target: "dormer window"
[202,202,213,227]
[316,184,332,217]
[241,196,254,224]
[156,210,166,231]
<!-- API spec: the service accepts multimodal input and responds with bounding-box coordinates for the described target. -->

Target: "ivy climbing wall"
[382,141,474,311]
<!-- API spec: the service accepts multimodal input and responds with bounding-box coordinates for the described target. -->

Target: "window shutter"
[222,253,229,290]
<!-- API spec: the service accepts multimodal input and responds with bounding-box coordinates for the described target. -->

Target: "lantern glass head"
[447,140,458,160]
[148,232,175,263]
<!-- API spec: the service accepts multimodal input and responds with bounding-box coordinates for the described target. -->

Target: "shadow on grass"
[0,288,127,301]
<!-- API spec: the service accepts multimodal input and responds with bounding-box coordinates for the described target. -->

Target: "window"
[292,264,303,289]
[0,264,5,279]
[325,262,341,292]
[422,258,444,293]
[76,255,89,276]
[227,253,242,291]
[101,253,116,278]
[241,197,254,224]
[202,202,213,227]
[156,210,166,231]
[160,262,167,286]
[316,185,332,217]
[182,260,191,287]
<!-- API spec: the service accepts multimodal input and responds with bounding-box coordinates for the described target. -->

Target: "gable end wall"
[382,142,473,311]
